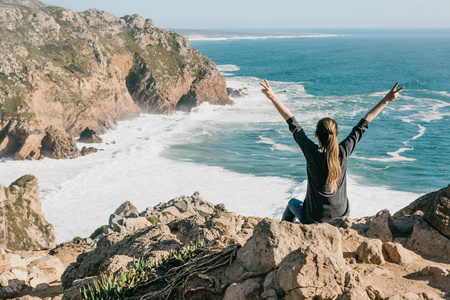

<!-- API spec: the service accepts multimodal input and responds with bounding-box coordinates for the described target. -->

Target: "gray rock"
[366,209,394,242]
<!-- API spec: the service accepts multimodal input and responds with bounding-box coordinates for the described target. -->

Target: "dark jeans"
[281,198,303,223]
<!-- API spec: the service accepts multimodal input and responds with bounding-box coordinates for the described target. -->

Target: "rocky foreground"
[1,176,449,299]
[0,0,231,160]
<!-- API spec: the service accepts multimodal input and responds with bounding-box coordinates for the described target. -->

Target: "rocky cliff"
[0,0,231,159]
[0,175,56,251]
[2,182,449,299]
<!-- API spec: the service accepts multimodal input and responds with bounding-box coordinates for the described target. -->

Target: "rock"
[223,277,263,300]
[366,209,394,241]
[0,175,56,251]
[80,146,97,156]
[392,217,415,237]
[383,242,416,264]
[419,265,450,292]
[13,134,44,160]
[77,128,102,143]
[61,224,181,288]
[423,185,450,238]
[395,185,450,238]
[0,253,26,270]
[143,192,216,224]
[41,126,81,159]
[99,255,134,275]
[406,218,450,262]
[62,276,95,300]
[385,292,442,300]
[27,256,65,282]
[419,265,449,278]
[0,270,24,296]
[113,201,138,217]
[28,269,51,289]
[227,87,248,98]
[356,239,385,265]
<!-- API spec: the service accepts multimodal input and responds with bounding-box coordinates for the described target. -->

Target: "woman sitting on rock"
[260,80,404,224]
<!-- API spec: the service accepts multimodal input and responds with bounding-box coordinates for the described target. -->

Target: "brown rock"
[356,239,385,265]
[0,175,56,251]
[80,146,97,156]
[41,126,80,159]
[13,134,44,160]
[223,277,263,300]
[383,242,416,264]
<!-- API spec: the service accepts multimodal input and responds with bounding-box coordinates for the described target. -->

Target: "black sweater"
[286,117,369,224]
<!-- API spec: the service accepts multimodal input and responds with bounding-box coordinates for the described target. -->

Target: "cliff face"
[0,0,231,159]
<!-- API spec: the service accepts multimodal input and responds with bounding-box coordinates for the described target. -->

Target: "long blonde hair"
[316,118,341,193]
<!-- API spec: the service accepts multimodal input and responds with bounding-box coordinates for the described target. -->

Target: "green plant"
[146,216,160,225]
[80,241,205,300]
[196,209,210,217]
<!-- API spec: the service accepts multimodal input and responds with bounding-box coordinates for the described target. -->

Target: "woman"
[260,80,404,224]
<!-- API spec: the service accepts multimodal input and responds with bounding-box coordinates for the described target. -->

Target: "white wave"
[415,89,450,97]
[217,64,240,72]
[188,34,342,41]
[411,124,426,140]
[257,135,299,153]
[353,147,416,162]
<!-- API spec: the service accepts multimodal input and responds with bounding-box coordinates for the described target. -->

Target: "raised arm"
[260,79,293,121]
[364,82,404,123]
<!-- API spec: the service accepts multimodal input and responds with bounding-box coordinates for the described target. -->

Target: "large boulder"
[0,175,56,251]
[406,218,450,262]
[225,219,367,299]
[395,185,450,238]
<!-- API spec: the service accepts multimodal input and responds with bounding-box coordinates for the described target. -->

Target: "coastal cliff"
[0,0,231,159]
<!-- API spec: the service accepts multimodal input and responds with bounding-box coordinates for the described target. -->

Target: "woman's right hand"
[383,82,404,103]
[260,79,277,102]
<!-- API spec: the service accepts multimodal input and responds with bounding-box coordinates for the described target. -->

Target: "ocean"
[1,29,449,243]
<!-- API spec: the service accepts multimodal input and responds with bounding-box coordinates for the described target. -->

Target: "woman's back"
[286,117,369,223]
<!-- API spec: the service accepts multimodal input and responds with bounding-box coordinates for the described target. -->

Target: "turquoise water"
[163,29,450,194]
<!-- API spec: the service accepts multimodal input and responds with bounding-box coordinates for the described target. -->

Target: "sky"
[42,0,450,29]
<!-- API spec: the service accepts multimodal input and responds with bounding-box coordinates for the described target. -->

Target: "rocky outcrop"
[0,250,65,298]
[0,0,231,159]
[40,126,80,159]
[0,175,56,251]
[77,128,102,144]
[60,186,450,299]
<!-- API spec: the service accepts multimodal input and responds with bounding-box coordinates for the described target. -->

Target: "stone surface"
[80,146,97,156]
[223,277,263,300]
[366,209,394,242]
[0,175,56,251]
[40,126,81,159]
[77,128,102,143]
[356,239,385,265]
[383,242,416,264]
[406,218,450,262]
[395,185,450,239]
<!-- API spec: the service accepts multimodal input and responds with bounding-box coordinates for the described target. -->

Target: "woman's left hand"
[260,79,277,101]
